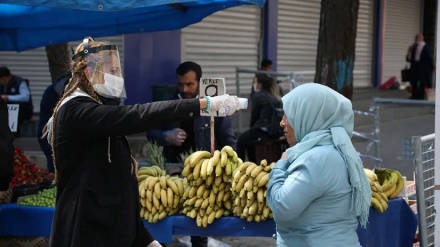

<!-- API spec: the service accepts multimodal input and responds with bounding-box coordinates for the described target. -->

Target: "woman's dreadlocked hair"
[43,37,106,183]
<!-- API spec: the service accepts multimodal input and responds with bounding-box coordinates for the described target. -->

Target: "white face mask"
[93,73,126,98]
[253,84,261,93]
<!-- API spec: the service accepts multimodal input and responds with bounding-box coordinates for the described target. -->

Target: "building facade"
[0,0,434,110]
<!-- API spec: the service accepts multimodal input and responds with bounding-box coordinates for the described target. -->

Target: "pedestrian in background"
[406,34,435,99]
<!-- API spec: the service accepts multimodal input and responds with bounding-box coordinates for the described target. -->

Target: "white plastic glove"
[210,94,240,116]
[164,128,187,146]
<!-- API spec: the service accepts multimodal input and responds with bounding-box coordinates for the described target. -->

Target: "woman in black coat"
[237,73,281,162]
[44,37,238,247]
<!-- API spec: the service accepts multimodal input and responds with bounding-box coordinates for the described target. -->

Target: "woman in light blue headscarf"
[266,83,371,247]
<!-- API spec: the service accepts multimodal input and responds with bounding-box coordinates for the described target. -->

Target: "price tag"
[199,78,226,117]
[7,104,19,132]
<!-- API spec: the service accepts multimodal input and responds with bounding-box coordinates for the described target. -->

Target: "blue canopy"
[0,0,265,51]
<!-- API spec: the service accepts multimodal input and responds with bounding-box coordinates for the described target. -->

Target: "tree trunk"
[45,43,70,84]
[314,0,359,100]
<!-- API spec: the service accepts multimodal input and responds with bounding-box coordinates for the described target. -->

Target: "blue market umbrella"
[0,0,265,51]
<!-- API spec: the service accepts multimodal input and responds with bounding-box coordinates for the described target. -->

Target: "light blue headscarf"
[282,83,371,228]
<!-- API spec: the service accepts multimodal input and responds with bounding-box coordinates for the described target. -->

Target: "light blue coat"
[267,144,361,247]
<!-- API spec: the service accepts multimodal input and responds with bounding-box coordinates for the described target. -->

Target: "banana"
[249,200,258,215]
[250,166,264,178]
[159,176,167,189]
[239,162,254,172]
[215,208,225,219]
[206,206,213,216]
[166,179,179,195]
[174,179,184,196]
[202,189,210,199]
[192,159,204,180]
[223,190,232,202]
[257,201,264,215]
[379,191,388,202]
[202,214,209,227]
[215,162,223,177]
[195,198,204,208]
[244,178,254,191]
[186,196,198,206]
[246,215,254,222]
[254,171,267,186]
[389,171,404,199]
[262,206,270,218]
[245,163,258,176]
[188,186,197,198]
[217,190,225,204]
[137,175,150,182]
[160,188,168,207]
[257,173,270,188]
[371,197,384,213]
[220,151,228,167]
[222,172,229,183]
[208,210,216,224]
[200,158,210,179]
[189,151,211,167]
[212,150,221,166]
[221,145,235,157]
[206,173,215,186]
[146,189,153,202]
[218,181,226,191]
[196,215,203,227]
[146,199,153,211]
[260,159,267,167]
[237,158,243,166]
[383,183,397,198]
[247,191,255,201]
[139,180,146,198]
[182,165,192,177]
[167,187,173,208]
[233,169,243,183]
[152,192,160,209]
[209,191,216,206]
[235,174,249,192]
[257,188,264,203]
[214,176,222,187]
[264,162,275,172]
[188,208,198,218]
[206,157,215,176]
[201,198,209,209]
[197,184,206,199]
[242,206,249,217]
[173,195,179,208]
[184,153,193,167]
[158,211,167,221]
[154,182,162,199]
[224,200,232,210]
[225,161,232,176]
[364,168,378,181]
[254,215,261,222]
[147,177,160,190]
[232,151,238,163]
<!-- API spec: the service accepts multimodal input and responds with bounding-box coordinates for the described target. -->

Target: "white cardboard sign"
[8,104,19,132]
[199,78,226,117]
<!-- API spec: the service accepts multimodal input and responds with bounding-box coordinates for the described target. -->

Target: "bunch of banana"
[180,146,241,227]
[375,168,404,199]
[139,175,187,223]
[231,159,274,222]
[364,168,388,213]
[137,165,167,183]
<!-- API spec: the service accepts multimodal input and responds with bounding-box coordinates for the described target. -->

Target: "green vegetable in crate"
[18,187,57,207]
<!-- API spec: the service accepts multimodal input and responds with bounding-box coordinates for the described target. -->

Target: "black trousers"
[237,128,271,163]
[191,236,207,247]
[410,80,427,100]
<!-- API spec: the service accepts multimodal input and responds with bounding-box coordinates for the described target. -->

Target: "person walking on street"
[406,34,435,100]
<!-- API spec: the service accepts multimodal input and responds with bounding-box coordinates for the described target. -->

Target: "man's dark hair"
[256,73,274,90]
[260,59,273,69]
[0,67,11,77]
[176,61,202,82]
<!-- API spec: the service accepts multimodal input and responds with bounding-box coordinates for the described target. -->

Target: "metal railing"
[353,98,435,168]
[414,134,435,247]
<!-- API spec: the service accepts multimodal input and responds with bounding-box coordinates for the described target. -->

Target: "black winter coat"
[250,90,279,129]
[49,95,200,247]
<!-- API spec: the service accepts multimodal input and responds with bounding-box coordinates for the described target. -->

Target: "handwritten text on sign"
[8,104,19,132]
[199,78,226,117]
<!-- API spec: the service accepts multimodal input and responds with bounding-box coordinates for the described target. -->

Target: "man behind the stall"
[147,61,237,247]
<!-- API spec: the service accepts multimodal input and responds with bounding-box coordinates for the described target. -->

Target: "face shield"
[72,38,126,99]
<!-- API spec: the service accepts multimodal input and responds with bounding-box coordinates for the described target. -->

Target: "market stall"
[0,197,417,247]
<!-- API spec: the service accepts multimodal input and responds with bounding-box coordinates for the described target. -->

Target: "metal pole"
[414,136,429,247]
[373,98,381,168]
[434,0,440,244]
[236,67,243,134]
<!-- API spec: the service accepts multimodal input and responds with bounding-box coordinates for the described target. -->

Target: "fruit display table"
[0,197,417,247]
